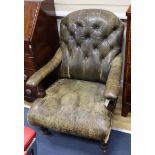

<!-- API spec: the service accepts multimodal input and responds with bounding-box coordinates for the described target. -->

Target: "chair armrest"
[105,53,122,100]
[26,48,62,87]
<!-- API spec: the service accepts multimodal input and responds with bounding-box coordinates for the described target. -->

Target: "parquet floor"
[112,95,131,131]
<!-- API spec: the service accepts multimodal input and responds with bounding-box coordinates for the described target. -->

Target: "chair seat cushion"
[28,79,112,140]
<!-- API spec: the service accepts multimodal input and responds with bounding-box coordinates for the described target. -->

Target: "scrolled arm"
[26,48,62,87]
[105,53,122,101]
[104,53,122,111]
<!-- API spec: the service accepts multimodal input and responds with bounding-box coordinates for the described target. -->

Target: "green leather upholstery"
[28,79,111,141]
[26,9,124,148]
[59,9,124,83]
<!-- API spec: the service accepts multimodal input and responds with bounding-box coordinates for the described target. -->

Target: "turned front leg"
[100,141,108,153]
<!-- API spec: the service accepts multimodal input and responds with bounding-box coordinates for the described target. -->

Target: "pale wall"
[39,0,130,19]
[54,0,130,14]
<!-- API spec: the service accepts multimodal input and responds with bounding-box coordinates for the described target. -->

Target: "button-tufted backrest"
[59,9,124,83]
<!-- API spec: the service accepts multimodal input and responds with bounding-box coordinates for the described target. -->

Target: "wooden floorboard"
[112,95,131,131]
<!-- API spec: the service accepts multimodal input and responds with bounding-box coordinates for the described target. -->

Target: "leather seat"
[26,9,124,152]
[28,79,111,140]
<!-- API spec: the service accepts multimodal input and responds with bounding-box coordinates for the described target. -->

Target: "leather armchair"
[26,9,124,153]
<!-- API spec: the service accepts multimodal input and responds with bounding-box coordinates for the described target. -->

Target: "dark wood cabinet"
[24,0,59,101]
[122,5,131,117]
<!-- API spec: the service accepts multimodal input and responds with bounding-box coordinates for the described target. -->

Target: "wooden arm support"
[26,48,62,87]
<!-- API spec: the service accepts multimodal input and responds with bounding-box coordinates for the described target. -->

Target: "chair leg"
[40,127,51,135]
[100,141,108,153]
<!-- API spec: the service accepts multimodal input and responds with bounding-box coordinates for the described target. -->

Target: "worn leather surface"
[26,48,62,87]
[105,53,122,100]
[60,9,124,83]
[27,9,124,142]
[28,79,112,140]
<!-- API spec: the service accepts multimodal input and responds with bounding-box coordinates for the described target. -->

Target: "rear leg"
[40,127,52,135]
